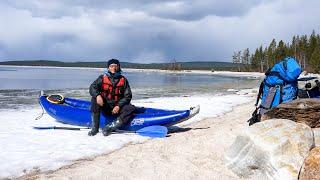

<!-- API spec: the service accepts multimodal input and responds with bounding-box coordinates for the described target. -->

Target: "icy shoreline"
[0,90,256,179]
[21,96,257,180]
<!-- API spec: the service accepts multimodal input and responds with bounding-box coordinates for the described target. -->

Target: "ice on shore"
[0,93,253,179]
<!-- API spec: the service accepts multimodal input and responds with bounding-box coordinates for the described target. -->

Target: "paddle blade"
[136,126,168,138]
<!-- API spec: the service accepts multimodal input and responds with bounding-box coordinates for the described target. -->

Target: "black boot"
[102,118,123,136]
[88,113,100,136]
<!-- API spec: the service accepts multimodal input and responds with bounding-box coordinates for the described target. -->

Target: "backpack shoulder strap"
[255,81,264,106]
[247,107,261,126]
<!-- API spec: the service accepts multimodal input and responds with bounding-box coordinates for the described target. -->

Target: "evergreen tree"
[299,35,308,69]
[308,30,318,57]
[232,51,242,71]
[275,40,286,61]
[242,48,250,65]
[267,39,277,67]
[251,48,260,71]
[236,31,320,72]
[292,35,300,63]
[310,46,320,72]
[264,47,269,69]
[259,45,265,72]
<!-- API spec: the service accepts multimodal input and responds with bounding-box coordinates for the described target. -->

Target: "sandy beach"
[21,100,255,180]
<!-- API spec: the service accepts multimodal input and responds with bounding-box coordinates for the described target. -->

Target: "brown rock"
[299,147,320,180]
[261,98,320,128]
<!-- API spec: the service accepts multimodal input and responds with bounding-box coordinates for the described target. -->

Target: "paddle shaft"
[53,126,89,130]
[37,126,139,132]
[33,125,167,138]
[34,126,139,132]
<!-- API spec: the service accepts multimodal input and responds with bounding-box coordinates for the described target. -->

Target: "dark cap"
[107,59,120,67]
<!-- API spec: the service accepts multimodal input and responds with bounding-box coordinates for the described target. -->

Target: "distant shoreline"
[0,65,264,78]
[0,60,245,71]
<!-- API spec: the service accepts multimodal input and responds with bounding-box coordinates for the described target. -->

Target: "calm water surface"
[0,66,260,110]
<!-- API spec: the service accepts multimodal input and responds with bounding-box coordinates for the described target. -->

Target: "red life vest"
[101,75,126,104]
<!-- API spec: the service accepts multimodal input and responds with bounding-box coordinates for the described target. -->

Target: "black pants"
[90,97,136,124]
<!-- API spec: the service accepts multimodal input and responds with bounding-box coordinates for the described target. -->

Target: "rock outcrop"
[299,147,320,180]
[261,98,320,128]
[224,119,314,180]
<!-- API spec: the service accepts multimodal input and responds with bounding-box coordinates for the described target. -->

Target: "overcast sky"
[0,0,319,63]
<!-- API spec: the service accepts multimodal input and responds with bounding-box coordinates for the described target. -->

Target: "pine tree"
[259,45,265,72]
[292,35,301,64]
[242,48,250,65]
[310,46,320,72]
[264,47,269,69]
[232,51,242,71]
[241,31,320,72]
[308,30,317,56]
[233,51,241,64]
[251,48,260,71]
[299,35,308,69]
[267,39,277,67]
[276,40,286,61]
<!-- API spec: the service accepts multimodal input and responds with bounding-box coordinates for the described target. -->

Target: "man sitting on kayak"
[88,59,136,136]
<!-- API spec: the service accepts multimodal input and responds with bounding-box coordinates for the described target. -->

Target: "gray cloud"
[0,0,319,62]
[2,0,266,20]
[144,0,269,20]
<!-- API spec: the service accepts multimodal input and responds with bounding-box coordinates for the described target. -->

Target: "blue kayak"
[39,95,200,131]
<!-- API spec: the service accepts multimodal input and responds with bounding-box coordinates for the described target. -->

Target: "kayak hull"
[39,96,200,131]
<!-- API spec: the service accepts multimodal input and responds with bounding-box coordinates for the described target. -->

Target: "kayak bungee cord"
[35,98,45,120]
[35,90,47,120]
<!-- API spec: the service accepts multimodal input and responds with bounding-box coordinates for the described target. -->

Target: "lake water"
[0,65,260,110]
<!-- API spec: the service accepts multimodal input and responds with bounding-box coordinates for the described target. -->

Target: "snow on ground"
[0,93,254,179]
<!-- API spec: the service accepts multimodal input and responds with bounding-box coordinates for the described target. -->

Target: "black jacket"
[89,74,132,108]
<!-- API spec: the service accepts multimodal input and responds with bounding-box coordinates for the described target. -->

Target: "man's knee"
[120,104,136,114]
[118,104,135,122]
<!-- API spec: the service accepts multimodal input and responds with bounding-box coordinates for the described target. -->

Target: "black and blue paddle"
[116,125,168,138]
[33,125,168,138]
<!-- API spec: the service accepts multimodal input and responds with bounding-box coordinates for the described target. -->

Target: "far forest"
[233,30,320,73]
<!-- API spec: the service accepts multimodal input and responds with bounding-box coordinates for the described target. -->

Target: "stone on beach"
[261,98,320,128]
[314,128,320,147]
[299,147,320,180]
[224,119,314,180]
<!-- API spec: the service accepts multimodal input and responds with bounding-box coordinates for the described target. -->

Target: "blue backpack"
[248,57,302,125]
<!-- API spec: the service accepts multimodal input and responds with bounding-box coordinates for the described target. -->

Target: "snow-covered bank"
[0,92,254,179]
[24,97,257,180]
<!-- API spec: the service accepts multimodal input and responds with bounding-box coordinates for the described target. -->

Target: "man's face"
[108,64,119,74]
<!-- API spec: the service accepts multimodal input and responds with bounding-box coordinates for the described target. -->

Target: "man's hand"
[96,95,104,106]
[112,106,120,114]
